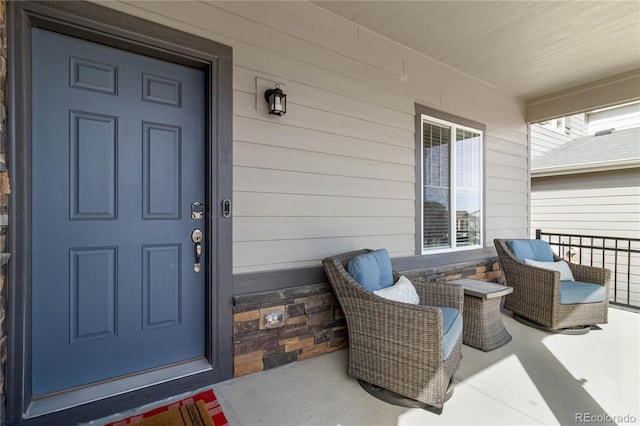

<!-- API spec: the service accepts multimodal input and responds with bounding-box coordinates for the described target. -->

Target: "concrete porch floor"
[93,307,639,426]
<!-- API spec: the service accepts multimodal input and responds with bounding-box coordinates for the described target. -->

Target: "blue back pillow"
[347,249,394,292]
[506,239,555,262]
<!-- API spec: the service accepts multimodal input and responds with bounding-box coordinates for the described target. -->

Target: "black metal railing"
[536,230,640,309]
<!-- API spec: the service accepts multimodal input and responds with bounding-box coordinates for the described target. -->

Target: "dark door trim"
[7,1,233,424]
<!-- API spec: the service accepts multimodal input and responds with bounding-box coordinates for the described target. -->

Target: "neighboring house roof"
[532,127,640,177]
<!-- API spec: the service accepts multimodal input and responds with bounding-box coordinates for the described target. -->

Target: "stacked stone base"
[400,258,503,284]
[233,284,347,377]
[1,1,9,423]
[232,257,501,377]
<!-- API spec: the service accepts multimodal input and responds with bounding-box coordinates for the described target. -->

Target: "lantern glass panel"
[276,93,286,114]
[265,86,286,116]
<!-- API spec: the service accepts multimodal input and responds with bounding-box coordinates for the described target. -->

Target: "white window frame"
[541,117,569,135]
[420,114,484,255]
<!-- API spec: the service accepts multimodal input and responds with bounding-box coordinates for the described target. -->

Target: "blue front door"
[31,28,206,396]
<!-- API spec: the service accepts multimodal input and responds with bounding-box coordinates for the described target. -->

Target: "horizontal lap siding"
[530,126,572,158]
[104,0,528,274]
[531,169,640,239]
[530,114,586,158]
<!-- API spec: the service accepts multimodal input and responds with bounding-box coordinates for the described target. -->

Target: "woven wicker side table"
[450,279,513,352]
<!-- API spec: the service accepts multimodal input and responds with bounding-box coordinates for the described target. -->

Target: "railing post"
[535,229,541,240]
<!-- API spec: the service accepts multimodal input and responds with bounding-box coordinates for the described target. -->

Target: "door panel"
[31,28,206,396]
[70,247,117,343]
[142,122,182,219]
[70,111,118,219]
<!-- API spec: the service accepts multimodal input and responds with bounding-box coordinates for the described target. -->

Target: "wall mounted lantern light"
[264,84,286,116]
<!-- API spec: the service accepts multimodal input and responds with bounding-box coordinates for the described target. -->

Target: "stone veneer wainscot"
[232,258,502,377]
[0,1,9,423]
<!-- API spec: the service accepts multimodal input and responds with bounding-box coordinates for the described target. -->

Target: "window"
[541,117,570,135]
[417,109,484,253]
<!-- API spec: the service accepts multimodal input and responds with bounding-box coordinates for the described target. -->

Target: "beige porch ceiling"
[313,1,640,120]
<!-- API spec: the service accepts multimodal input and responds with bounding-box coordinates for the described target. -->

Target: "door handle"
[191,229,203,272]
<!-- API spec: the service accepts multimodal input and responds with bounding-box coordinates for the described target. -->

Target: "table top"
[450,279,513,299]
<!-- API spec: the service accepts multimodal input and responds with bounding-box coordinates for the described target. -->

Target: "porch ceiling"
[312,1,640,101]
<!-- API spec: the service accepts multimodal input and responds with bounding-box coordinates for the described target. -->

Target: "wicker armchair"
[322,249,463,412]
[494,239,610,331]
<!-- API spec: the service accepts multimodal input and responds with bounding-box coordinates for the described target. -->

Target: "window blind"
[423,121,451,249]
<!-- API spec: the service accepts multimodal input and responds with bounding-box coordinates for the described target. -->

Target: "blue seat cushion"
[440,307,462,360]
[560,281,607,304]
[506,239,555,262]
[347,249,394,291]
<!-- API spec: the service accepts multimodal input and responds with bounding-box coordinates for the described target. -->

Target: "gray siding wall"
[531,169,640,239]
[99,1,529,274]
[530,114,586,159]
[587,102,640,134]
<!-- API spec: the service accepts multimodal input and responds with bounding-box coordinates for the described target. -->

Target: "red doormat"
[106,389,228,426]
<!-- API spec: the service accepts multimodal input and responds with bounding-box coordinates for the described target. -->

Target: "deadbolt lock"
[191,201,204,220]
